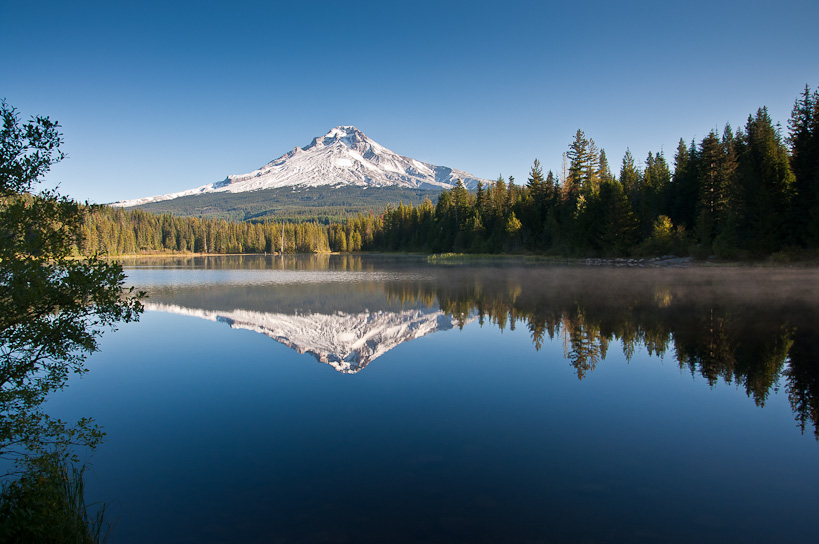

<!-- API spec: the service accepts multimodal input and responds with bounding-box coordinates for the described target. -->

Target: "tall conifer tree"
[788,85,819,245]
[736,108,794,251]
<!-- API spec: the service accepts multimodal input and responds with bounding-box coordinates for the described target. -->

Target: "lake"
[47,255,819,543]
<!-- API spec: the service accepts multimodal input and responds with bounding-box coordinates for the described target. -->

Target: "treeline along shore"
[80,86,819,260]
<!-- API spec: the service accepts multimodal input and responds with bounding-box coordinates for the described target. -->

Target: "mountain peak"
[307,125,368,150]
[112,127,489,208]
[324,125,362,139]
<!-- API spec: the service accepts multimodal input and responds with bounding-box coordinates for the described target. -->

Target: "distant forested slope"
[131,186,443,223]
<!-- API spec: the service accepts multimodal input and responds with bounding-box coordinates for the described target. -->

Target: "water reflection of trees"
[385,267,819,438]
[118,253,386,272]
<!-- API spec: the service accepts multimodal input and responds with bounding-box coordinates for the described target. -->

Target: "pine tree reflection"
[387,267,819,438]
[784,329,819,438]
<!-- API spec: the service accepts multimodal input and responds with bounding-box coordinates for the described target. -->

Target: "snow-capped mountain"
[113,126,487,208]
[144,302,472,373]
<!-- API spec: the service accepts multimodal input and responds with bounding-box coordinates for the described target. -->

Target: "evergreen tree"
[566,129,600,196]
[619,148,641,201]
[542,170,559,249]
[670,138,699,230]
[527,159,545,194]
[696,129,736,246]
[736,108,794,252]
[637,151,671,238]
[585,139,601,194]
[598,149,614,183]
[526,159,547,230]
[787,85,819,245]
[595,179,639,255]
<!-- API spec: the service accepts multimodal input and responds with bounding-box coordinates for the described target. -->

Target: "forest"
[78,86,819,260]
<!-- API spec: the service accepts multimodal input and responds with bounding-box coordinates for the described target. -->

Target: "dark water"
[47,255,819,543]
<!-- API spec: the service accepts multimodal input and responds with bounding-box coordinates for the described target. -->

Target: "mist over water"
[52,255,819,543]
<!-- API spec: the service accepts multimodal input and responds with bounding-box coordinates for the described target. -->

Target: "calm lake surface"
[47,255,819,543]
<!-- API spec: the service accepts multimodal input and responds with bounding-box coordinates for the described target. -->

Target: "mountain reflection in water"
[130,255,819,440]
[143,302,462,373]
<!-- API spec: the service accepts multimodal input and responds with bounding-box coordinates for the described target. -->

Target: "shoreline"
[91,251,819,268]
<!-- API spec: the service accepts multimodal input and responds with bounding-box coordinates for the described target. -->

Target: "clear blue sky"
[3,0,817,204]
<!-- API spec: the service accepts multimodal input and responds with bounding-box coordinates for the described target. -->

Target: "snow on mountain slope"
[144,302,472,373]
[113,126,487,208]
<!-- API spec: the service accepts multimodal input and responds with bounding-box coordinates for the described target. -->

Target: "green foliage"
[0,453,110,543]
[669,138,698,230]
[734,108,794,252]
[619,148,640,198]
[696,130,731,243]
[591,180,639,255]
[787,85,819,245]
[1,101,144,469]
[638,151,670,237]
[566,129,601,196]
[640,215,686,256]
[80,206,331,255]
